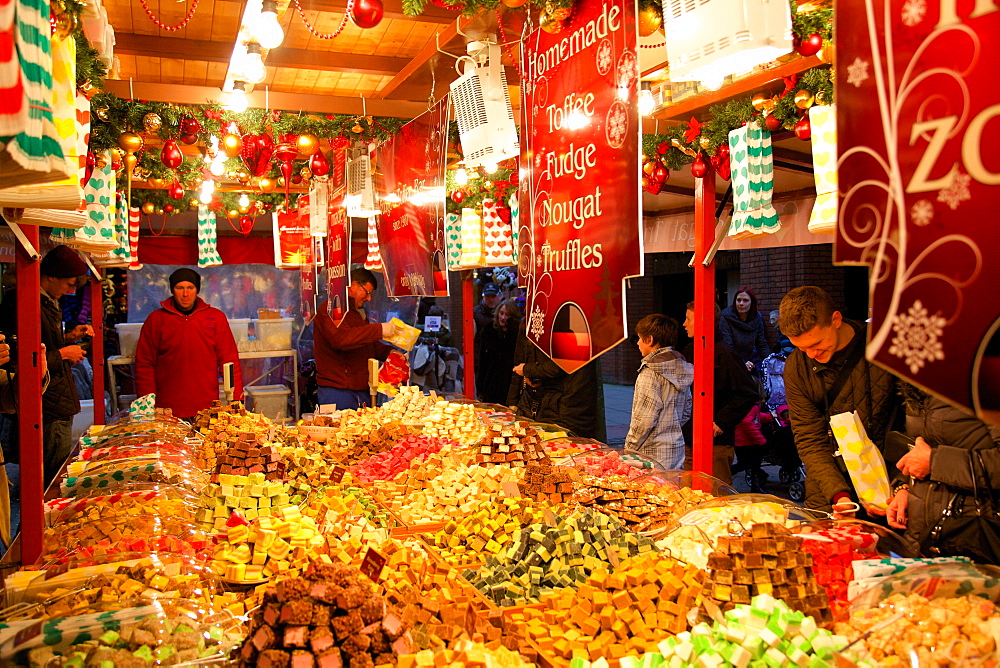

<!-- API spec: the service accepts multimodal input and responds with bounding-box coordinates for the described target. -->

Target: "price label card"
[44,564,70,580]
[13,621,43,649]
[424,315,442,332]
[359,547,387,583]
[318,403,337,414]
[331,466,347,484]
[268,425,276,441]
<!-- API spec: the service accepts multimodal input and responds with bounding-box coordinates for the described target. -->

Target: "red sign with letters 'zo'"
[835,1,1000,423]
[518,0,643,373]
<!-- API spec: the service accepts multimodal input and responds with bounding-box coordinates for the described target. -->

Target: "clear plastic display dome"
[834,562,1000,666]
[566,449,665,480]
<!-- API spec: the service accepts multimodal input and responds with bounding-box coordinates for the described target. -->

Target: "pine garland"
[130,188,292,218]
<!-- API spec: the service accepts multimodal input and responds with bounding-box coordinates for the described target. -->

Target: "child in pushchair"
[737,353,805,500]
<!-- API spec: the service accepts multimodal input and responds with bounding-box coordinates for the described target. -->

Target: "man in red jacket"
[135,268,243,420]
[314,267,394,411]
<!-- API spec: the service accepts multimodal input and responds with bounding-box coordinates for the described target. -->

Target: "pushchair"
[742,353,805,501]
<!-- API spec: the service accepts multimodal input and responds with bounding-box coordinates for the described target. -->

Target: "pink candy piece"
[351,435,457,483]
[569,452,647,480]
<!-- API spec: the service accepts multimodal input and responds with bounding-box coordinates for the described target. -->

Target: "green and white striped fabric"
[728,121,780,240]
[197,205,223,268]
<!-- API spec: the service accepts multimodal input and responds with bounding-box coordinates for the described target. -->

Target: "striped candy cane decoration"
[128,206,142,269]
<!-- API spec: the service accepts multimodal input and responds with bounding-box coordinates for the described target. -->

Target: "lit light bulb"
[209,155,226,177]
[199,180,215,205]
[252,0,284,50]
[241,41,268,85]
[638,81,655,116]
[483,160,499,174]
[224,81,249,113]
[238,193,251,208]
[454,167,468,185]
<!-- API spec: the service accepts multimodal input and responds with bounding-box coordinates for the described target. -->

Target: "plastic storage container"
[114,323,144,357]
[245,384,290,420]
[253,317,294,350]
[228,318,251,343]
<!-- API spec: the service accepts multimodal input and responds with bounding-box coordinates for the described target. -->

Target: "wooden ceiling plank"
[114,33,231,63]
[374,16,472,100]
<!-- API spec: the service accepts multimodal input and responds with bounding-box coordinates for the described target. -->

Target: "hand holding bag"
[921,452,1000,565]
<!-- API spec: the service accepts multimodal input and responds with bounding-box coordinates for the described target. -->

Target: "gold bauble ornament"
[79,79,95,95]
[124,153,138,176]
[53,11,77,38]
[794,89,815,109]
[111,147,125,163]
[351,121,364,134]
[156,208,165,215]
[258,176,276,193]
[95,106,110,122]
[143,113,162,133]
[133,167,150,181]
[699,136,712,149]
[277,176,286,188]
[751,93,770,112]
[188,199,200,210]
[222,133,243,158]
[227,209,240,219]
[637,7,662,37]
[296,134,320,156]
[141,202,155,214]
[117,132,144,153]
[300,166,312,180]
[238,205,250,214]
[540,13,565,34]
[238,171,251,184]
[148,177,167,188]
[818,40,835,64]
[502,0,526,6]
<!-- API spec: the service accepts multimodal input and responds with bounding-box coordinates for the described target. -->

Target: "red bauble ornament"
[180,116,201,135]
[451,190,466,204]
[794,117,812,140]
[84,151,95,186]
[310,150,331,177]
[241,133,275,177]
[652,164,669,184]
[796,33,823,57]
[690,153,708,178]
[291,174,303,184]
[179,133,199,145]
[161,139,183,169]
[168,181,185,199]
[350,0,384,29]
[765,114,782,132]
[163,204,175,214]
[239,215,254,236]
[431,0,461,8]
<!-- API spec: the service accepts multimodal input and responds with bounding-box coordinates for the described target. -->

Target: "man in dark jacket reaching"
[779,286,900,515]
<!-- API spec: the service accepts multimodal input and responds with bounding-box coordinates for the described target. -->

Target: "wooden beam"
[652,57,825,122]
[373,16,474,100]
[114,33,409,77]
[103,80,430,118]
[218,0,459,23]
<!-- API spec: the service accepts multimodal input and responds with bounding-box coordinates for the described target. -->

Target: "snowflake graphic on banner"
[616,52,637,89]
[901,0,927,26]
[847,57,870,87]
[606,102,628,148]
[529,305,546,339]
[888,300,946,374]
[597,40,613,75]
[910,199,934,226]
[936,171,971,210]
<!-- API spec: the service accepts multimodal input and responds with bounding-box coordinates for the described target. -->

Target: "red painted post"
[16,226,44,565]
[692,164,716,477]
[462,274,475,399]
[91,273,105,426]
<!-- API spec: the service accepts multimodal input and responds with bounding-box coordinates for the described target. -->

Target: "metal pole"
[692,164,717,477]
[90,273,105,426]
[462,274,475,399]
[15,225,44,565]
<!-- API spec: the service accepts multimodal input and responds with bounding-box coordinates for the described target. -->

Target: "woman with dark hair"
[719,287,770,373]
[475,299,521,405]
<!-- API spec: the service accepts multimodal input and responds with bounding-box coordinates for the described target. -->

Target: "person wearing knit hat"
[134,267,243,420]
[0,244,93,487]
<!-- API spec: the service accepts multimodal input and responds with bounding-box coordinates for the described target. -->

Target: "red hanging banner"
[836,1,1000,423]
[373,97,450,297]
[518,0,643,373]
[326,185,351,321]
[272,210,312,269]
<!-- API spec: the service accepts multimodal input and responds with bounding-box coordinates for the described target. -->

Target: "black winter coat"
[682,338,759,447]
[0,289,80,422]
[903,393,1000,562]
[475,323,518,405]
[719,307,770,367]
[505,329,602,439]
[784,320,900,511]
